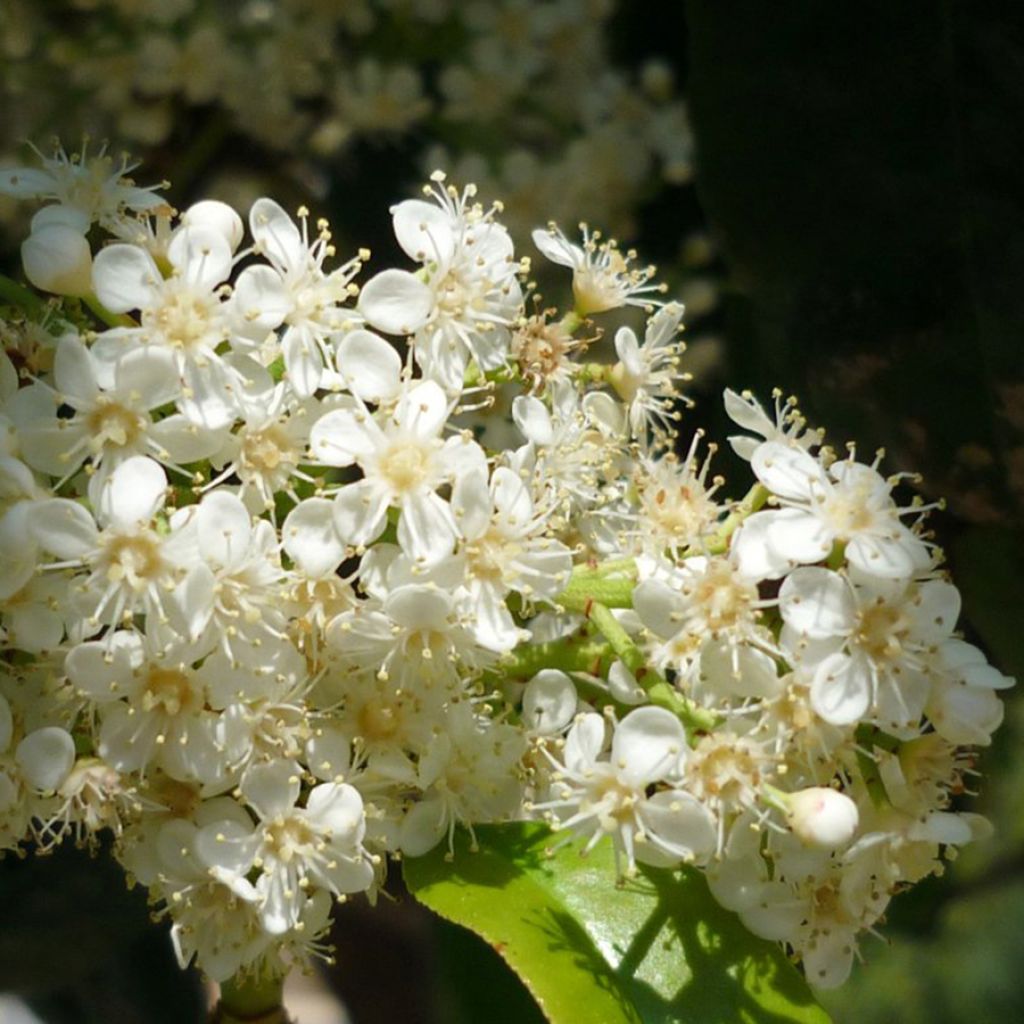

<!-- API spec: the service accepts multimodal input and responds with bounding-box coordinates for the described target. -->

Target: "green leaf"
[402,822,831,1024]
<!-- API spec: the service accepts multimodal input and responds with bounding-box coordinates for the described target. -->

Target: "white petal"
[306,728,352,783]
[752,441,825,501]
[31,499,98,559]
[282,323,324,398]
[810,652,871,725]
[632,578,683,639]
[358,268,433,335]
[614,327,643,376]
[563,713,605,773]
[309,405,379,466]
[16,727,75,792]
[611,706,687,788]
[909,580,960,641]
[92,243,162,312]
[723,389,773,437]
[394,379,449,438]
[398,490,457,564]
[197,489,251,567]
[392,199,456,265]
[333,479,389,547]
[779,567,855,638]
[53,336,99,406]
[336,329,402,403]
[637,790,717,866]
[306,782,365,838]
[64,633,140,700]
[149,415,225,464]
[249,197,305,270]
[283,497,345,578]
[384,584,452,631]
[730,512,794,581]
[766,506,834,565]
[100,455,167,529]
[512,395,553,445]
[232,263,290,332]
[115,345,181,408]
[240,759,301,821]
[607,661,647,704]
[399,797,447,856]
[522,670,577,735]
[531,228,582,268]
[167,225,232,292]
[182,199,244,252]
[450,467,492,541]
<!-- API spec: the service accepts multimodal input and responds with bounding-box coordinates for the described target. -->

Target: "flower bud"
[786,787,859,848]
[21,223,93,296]
[16,726,76,793]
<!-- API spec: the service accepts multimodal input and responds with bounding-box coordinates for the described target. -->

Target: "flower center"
[102,532,165,590]
[687,560,757,635]
[854,601,907,662]
[147,285,218,351]
[379,442,430,493]
[85,398,144,450]
[141,667,202,717]
[264,816,316,864]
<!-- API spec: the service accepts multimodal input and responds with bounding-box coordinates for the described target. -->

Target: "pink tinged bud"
[786,787,859,848]
[21,224,93,296]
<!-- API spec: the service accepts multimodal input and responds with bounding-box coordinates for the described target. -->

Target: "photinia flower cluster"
[0,146,1012,991]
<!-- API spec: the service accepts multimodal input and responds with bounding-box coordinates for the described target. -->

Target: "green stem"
[0,272,46,317]
[496,636,613,681]
[214,973,288,1024]
[585,601,716,737]
[83,293,134,329]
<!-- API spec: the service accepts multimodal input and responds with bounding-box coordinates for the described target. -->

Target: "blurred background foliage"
[1,0,1021,1021]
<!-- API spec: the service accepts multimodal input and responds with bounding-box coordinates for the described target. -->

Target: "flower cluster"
[0,147,1011,991]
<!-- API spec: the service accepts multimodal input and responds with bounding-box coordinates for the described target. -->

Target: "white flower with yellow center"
[196,759,374,936]
[91,224,242,428]
[732,443,933,580]
[451,465,572,651]
[232,198,364,397]
[309,377,486,565]
[15,335,223,483]
[531,221,667,315]
[358,175,523,393]
[30,456,192,631]
[535,707,716,875]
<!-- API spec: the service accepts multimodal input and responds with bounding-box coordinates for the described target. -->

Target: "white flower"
[451,465,573,651]
[310,378,486,565]
[531,222,666,315]
[359,176,523,393]
[536,707,716,875]
[723,388,822,461]
[779,567,961,729]
[232,198,363,397]
[633,555,780,701]
[732,443,933,580]
[91,225,242,428]
[16,335,222,482]
[610,302,688,443]
[197,759,374,935]
[0,141,165,232]
[30,456,191,631]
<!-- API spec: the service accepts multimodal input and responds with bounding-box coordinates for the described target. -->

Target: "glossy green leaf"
[403,822,831,1024]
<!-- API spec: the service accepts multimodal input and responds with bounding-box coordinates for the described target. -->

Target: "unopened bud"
[21,224,93,296]
[786,787,859,848]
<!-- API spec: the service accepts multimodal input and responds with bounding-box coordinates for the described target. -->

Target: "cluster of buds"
[0,145,1011,990]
